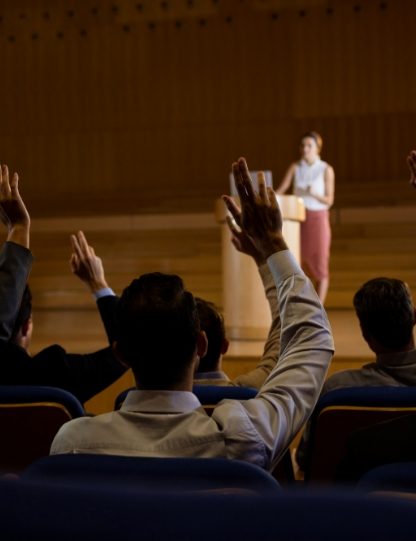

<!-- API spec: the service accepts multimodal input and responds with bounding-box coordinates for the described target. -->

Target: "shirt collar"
[121,389,202,414]
[376,348,416,368]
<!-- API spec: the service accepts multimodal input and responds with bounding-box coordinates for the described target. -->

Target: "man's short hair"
[11,285,32,341]
[353,277,415,350]
[195,298,226,373]
[116,273,200,389]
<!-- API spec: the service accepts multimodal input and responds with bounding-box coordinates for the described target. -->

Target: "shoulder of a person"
[31,344,67,361]
[322,366,374,393]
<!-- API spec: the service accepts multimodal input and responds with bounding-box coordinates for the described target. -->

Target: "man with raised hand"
[0,164,32,341]
[194,172,281,389]
[51,157,334,470]
[0,163,126,403]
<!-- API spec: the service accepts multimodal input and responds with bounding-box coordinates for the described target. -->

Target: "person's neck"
[374,339,415,356]
[135,366,195,393]
[304,156,319,165]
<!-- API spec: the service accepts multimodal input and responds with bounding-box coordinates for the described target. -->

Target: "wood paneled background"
[0,0,414,216]
[1,0,415,413]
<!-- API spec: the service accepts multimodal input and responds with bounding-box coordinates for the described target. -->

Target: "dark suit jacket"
[0,241,126,403]
[0,241,33,341]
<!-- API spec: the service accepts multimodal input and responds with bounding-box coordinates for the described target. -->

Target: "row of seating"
[2,383,416,486]
[2,474,416,541]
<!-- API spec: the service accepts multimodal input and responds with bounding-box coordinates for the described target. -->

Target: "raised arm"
[224,177,281,389]
[70,231,109,294]
[70,231,118,344]
[0,165,30,248]
[276,163,296,195]
[220,158,334,470]
[0,164,33,341]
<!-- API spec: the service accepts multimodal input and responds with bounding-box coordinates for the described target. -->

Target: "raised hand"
[70,231,108,293]
[223,158,287,260]
[225,172,267,265]
[407,150,416,189]
[0,165,30,247]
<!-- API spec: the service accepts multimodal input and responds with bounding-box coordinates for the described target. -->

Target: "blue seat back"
[305,386,416,483]
[0,385,84,473]
[22,454,280,494]
[1,478,416,541]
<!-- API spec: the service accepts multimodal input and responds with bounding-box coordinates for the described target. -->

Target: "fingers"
[77,230,91,257]
[237,158,256,202]
[70,233,82,257]
[222,195,242,225]
[267,187,278,209]
[0,164,11,199]
[231,161,246,202]
[232,158,256,204]
[71,230,94,261]
[9,172,19,197]
[257,171,269,204]
[69,253,79,272]
[225,214,241,236]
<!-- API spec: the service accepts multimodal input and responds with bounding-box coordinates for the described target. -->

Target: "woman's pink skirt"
[301,209,331,280]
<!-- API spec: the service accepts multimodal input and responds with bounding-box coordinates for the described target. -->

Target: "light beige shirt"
[51,250,334,471]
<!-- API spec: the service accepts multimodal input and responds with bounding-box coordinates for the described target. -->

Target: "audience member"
[0,164,32,341]
[50,157,334,471]
[0,164,127,403]
[296,276,416,470]
[194,207,280,388]
[296,149,416,470]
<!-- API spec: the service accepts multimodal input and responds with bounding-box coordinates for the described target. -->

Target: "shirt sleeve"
[233,262,280,389]
[0,241,33,342]
[214,250,334,470]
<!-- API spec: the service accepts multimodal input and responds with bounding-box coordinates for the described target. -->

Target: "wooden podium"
[216,195,305,340]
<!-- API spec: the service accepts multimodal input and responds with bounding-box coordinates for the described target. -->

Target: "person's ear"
[196,331,208,359]
[112,342,130,368]
[220,338,229,355]
[21,316,33,338]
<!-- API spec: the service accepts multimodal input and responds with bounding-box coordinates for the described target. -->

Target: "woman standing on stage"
[276,131,335,303]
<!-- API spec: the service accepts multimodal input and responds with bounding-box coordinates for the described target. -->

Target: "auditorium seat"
[303,386,416,484]
[357,462,416,498]
[0,385,84,474]
[1,477,416,541]
[22,454,281,494]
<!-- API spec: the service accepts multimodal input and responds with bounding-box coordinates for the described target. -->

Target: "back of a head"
[195,298,226,373]
[116,273,200,389]
[353,277,415,351]
[11,285,32,343]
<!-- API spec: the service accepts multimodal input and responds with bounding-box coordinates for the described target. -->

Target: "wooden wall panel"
[0,0,414,216]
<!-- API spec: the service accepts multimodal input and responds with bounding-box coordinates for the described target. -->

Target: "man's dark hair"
[353,277,415,350]
[116,273,200,389]
[11,285,32,341]
[195,298,226,373]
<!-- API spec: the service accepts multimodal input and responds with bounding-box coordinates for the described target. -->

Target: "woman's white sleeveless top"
[294,158,329,211]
